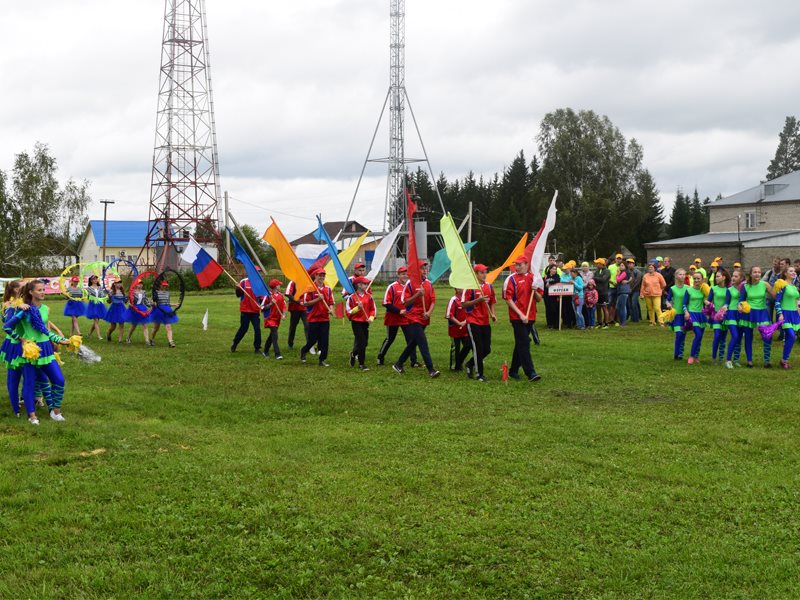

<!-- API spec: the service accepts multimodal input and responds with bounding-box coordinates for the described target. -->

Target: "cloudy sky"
[2,0,799,240]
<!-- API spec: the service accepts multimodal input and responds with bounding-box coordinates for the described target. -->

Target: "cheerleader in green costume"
[665,268,689,360]
[739,266,775,368]
[724,269,744,368]
[685,272,709,364]
[3,280,70,424]
[774,266,800,369]
[707,269,730,363]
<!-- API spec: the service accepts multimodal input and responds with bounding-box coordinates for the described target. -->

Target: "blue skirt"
[1,339,21,369]
[105,303,128,323]
[64,299,86,317]
[86,302,107,320]
[127,304,152,325]
[723,309,740,327]
[688,311,709,329]
[741,307,770,328]
[670,313,686,333]
[151,306,179,325]
[781,310,800,331]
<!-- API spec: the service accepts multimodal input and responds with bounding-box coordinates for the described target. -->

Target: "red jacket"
[406,279,436,326]
[503,272,541,321]
[301,285,334,323]
[462,282,496,326]
[446,295,468,338]
[263,293,286,328]
[285,280,305,312]
[236,279,263,313]
[346,291,376,322]
[383,281,409,327]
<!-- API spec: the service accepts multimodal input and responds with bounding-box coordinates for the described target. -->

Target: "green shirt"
[779,283,799,312]
[710,285,727,311]
[670,285,688,312]
[686,286,706,312]
[726,286,740,311]
[744,281,767,310]
[609,263,620,288]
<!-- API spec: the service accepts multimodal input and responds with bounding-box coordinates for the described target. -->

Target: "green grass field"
[2,292,799,598]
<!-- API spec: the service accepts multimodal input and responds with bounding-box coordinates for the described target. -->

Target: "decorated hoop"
[103,258,139,294]
[152,269,185,318]
[129,270,158,318]
[59,263,87,299]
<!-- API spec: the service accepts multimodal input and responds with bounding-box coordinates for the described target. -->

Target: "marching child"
[105,280,128,343]
[63,275,85,336]
[446,288,470,372]
[724,269,744,368]
[150,280,179,348]
[85,275,107,340]
[685,271,709,364]
[262,279,287,359]
[346,276,376,370]
[707,269,730,364]
[665,268,689,360]
[126,279,152,345]
[739,265,774,368]
[300,269,334,366]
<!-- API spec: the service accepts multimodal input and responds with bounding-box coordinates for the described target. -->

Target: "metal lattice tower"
[340,0,445,239]
[140,0,222,269]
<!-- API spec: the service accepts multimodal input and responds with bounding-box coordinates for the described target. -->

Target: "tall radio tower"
[341,0,445,237]
[140,0,223,269]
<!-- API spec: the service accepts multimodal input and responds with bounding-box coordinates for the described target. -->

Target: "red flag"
[334,301,346,319]
[406,189,422,287]
[501,361,509,383]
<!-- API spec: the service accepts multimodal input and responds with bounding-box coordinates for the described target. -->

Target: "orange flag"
[486,232,528,285]
[262,218,316,294]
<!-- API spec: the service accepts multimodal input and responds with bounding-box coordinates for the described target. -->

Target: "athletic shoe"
[613,322,620,327]
[262,352,270,359]
[309,347,318,355]
[465,366,473,379]
[528,374,542,382]
[125,338,132,345]
[725,361,734,369]
[412,362,423,368]
[602,325,608,329]
[359,365,370,371]
[275,355,284,361]
[509,373,521,381]
[35,398,44,408]
[429,370,440,378]
[28,416,39,426]
[349,352,356,367]
[746,362,754,368]
[376,356,385,366]
[687,357,696,365]
[319,361,330,367]
[148,340,155,347]
[392,364,405,374]
[781,360,791,370]
[168,342,176,348]
[734,361,742,367]
[300,352,307,363]
[477,376,487,382]
[50,411,65,422]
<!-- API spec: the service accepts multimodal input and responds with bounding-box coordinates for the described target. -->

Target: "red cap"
[473,264,488,272]
[397,266,408,273]
[418,259,428,267]
[352,276,370,285]
[513,255,529,264]
[160,280,170,287]
[70,276,79,283]
[313,268,326,276]
[269,279,282,288]
[354,262,366,269]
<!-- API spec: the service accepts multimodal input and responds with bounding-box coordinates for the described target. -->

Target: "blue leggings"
[741,327,773,364]
[674,331,686,359]
[726,325,742,361]
[21,361,65,413]
[690,327,705,358]
[711,329,727,360]
[7,368,51,415]
[783,328,796,362]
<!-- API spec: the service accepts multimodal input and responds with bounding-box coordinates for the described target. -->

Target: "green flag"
[439,213,480,290]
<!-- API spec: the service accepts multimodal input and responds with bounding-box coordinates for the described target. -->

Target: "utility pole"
[467,200,473,260]
[100,199,115,262]
[737,214,742,264]
[224,190,231,260]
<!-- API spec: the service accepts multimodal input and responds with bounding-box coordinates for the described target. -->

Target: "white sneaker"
[28,416,39,426]
[725,361,733,369]
[309,347,318,355]
[50,411,66,422]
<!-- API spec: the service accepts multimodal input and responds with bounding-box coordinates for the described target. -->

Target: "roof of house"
[290,221,370,246]
[711,169,800,207]
[645,230,800,248]
[85,220,152,247]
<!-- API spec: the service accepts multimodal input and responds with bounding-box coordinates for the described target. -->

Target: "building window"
[744,212,756,230]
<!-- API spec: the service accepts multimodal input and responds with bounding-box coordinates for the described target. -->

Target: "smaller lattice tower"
[140,0,223,269]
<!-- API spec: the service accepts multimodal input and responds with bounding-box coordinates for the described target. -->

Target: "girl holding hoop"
[150,280,178,348]
[105,280,128,343]
[126,279,152,345]
[85,275,107,340]
[63,275,86,336]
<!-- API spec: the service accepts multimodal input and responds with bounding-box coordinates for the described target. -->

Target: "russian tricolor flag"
[182,236,224,288]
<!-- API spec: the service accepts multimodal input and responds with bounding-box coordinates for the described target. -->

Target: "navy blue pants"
[233,312,261,350]
[397,323,433,370]
[465,323,492,378]
[510,320,537,378]
[302,321,330,363]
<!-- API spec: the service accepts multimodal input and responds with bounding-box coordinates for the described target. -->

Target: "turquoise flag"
[429,241,477,284]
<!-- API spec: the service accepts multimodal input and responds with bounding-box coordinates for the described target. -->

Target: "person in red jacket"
[392,264,440,378]
[503,255,543,382]
[231,278,264,354]
[377,266,412,365]
[461,264,497,382]
[285,279,309,351]
[262,279,287,359]
[346,276,376,370]
[299,269,334,366]
[446,289,470,372]
[343,262,367,300]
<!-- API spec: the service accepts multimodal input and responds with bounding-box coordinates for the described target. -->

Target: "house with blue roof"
[78,220,154,266]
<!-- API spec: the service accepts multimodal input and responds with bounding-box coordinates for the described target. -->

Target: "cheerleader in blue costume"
[126,279,152,345]
[104,280,128,343]
[665,268,689,360]
[774,266,800,369]
[150,280,178,348]
[739,266,775,368]
[62,275,86,336]
[84,275,107,341]
[724,269,744,368]
[4,280,70,424]
[685,271,709,365]
[707,269,730,364]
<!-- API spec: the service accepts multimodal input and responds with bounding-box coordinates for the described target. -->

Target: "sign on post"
[548,282,575,331]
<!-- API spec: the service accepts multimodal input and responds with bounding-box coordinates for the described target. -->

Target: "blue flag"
[227,227,270,298]
[313,216,355,295]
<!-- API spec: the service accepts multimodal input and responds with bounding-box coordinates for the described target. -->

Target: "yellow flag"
[486,232,528,285]
[262,219,316,293]
[440,213,480,290]
[324,230,370,288]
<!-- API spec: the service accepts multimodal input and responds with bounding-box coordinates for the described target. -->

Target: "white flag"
[202,309,209,331]
[530,190,558,288]
[366,223,403,281]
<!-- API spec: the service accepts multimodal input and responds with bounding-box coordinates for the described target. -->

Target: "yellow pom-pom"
[67,335,83,353]
[54,352,64,366]
[658,308,676,324]
[22,340,40,360]
[700,283,710,297]
[774,279,787,293]
[740,301,751,314]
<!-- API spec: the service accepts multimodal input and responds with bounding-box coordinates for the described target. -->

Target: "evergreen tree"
[631,169,665,257]
[766,116,800,180]
[688,188,705,235]
[668,190,691,238]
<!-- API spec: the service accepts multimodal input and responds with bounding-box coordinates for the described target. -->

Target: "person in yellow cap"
[693,257,707,282]
[733,261,742,269]
[608,253,624,325]
[707,260,720,287]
